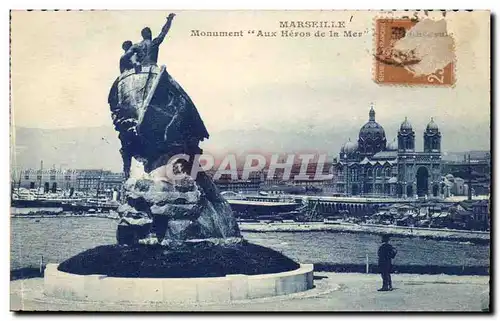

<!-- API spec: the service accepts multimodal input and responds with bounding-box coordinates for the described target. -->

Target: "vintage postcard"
[10,10,490,312]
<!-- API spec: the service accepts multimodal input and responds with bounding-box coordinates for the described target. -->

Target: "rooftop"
[372,150,398,160]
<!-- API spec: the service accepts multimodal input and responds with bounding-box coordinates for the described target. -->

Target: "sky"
[10,10,491,157]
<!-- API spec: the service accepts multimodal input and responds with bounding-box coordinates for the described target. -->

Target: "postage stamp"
[374,17,455,86]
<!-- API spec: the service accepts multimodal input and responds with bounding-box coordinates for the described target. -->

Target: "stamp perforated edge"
[371,10,459,88]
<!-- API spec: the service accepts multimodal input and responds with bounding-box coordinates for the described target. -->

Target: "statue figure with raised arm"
[107,14,241,248]
[126,13,176,67]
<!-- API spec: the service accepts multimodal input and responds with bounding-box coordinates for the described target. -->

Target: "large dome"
[359,106,386,140]
[359,121,386,139]
[358,105,387,155]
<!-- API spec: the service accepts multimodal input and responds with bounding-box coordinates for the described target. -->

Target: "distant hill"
[10,126,491,173]
[11,126,123,172]
[442,151,491,162]
[10,126,349,172]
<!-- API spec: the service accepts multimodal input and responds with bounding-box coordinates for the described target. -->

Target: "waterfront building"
[214,179,261,193]
[260,162,334,195]
[13,167,126,196]
[447,175,469,196]
[441,153,491,196]
[442,158,491,176]
[212,169,263,193]
[14,167,78,192]
[472,200,490,230]
[212,162,335,195]
[455,199,490,230]
[332,105,443,198]
[76,169,124,195]
[440,175,454,198]
[99,171,125,196]
[76,170,105,193]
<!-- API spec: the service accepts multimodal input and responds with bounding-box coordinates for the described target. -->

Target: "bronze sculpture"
[107,14,241,247]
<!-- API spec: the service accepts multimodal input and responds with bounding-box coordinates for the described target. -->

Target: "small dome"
[400,117,412,131]
[386,138,398,151]
[426,117,439,132]
[342,138,358,154]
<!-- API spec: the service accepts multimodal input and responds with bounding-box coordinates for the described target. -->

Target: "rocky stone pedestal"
[116,160,242,247]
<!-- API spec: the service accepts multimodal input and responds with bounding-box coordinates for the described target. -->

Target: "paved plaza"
[11,273,489,312]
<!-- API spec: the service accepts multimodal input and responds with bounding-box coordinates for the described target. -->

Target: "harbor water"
[11,216,489,271]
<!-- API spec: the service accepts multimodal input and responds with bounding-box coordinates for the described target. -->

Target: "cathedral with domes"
[332,104,443,198]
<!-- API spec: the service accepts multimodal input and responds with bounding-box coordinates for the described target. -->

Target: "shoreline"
[10,263,489,281]
[11,213,119,220]
[11,214,490,244]
[239,222,490,244]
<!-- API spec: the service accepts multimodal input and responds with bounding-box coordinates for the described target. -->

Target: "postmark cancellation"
[374,17,455,86]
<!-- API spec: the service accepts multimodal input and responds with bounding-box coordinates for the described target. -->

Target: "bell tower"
[424,118,441,153]
[397,117,415,152]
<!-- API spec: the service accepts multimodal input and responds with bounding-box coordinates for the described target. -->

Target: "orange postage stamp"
[374,17,455,86]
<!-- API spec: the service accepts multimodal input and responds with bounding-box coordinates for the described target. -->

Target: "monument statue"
[127,13,176,67]
[119,40,139,74]
[44,13,303,295]
[107,14,241,247]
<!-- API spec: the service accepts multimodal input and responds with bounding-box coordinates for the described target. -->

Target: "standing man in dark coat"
[378,234,397,291]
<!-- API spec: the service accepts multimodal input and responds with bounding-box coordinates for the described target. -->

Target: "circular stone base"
[44,263,314,303]
[44,264,313,304]
[57,242,299,278]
